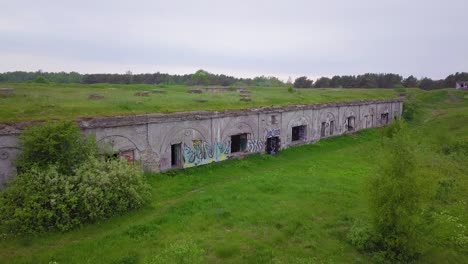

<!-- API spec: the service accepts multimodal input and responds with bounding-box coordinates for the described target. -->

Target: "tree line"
[295,72,468,90]
[0,70,466,90]
[0,69,284,87]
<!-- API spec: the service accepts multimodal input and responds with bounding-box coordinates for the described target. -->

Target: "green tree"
[191,69,212,85]
[34,76,49,83]
[293,76,313,88]
[368,123,430,262]
[314,77,331,88]
[16,121,97,175]
[419,77,436,90]
[403,75,418,88]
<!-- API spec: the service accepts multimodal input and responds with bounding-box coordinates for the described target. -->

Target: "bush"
[0,158,150,234]
[347,221,376,251]
[16,121,97,175]
[0,121,149,234]
[440,140,468,156]
[402,99,420,121]
[381,119,406,139]
[367,127,431,262]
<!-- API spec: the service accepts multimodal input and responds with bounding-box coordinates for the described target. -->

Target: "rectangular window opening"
[230,133,248,153]
[292,125,306,141]
[271,115,278,124]
[171,143,182,167]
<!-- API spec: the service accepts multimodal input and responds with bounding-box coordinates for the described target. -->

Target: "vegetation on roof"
[0,83,398,123]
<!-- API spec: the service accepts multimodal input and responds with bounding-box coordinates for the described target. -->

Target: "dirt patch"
[88,94,105,100]
[134,91,150,97]
[0,88,14,98]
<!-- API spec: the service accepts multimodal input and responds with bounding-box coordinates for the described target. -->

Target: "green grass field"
[0,83,397,123]
[0,89,466,263]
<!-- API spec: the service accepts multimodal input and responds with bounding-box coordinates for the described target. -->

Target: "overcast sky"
[1,0,466,80]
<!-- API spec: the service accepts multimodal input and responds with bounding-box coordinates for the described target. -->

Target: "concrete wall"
[0,99,403,186]
[456,81,468,90]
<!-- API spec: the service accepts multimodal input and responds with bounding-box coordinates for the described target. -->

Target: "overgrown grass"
[0,89,466,263]
[0,83,397,122]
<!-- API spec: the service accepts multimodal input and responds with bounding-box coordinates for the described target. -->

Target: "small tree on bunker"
[368,123,429,262]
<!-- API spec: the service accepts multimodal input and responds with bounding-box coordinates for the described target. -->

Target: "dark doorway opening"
[381,113,389,125]
[292,125,306,142]
[230,133,248,153]
[347,116,355,131]
[330,121,335,135]
[321,122,326,137]
[266,136,280,154]
[171,143,182,167]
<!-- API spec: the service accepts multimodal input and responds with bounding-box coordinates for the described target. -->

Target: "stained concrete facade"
[456,81,468,90]
[0,99,403,186]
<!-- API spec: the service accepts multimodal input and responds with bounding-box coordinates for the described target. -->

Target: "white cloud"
[0,0,467,79]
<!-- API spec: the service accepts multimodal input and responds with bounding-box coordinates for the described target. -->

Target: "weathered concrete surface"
[0,99,403,185]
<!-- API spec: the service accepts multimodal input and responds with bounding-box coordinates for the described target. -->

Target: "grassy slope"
[0,83,396,123]
[0,89,466,264]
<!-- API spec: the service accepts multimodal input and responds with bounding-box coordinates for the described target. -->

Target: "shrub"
[381,119,406,139]
[440,140,468,156]
[347,221,376,251]
[73,158,150,221]
[0,158,150,234]
[402,99,420,121]
[16,121,97,175]
[368,127,430,262]
[0,121,149,234]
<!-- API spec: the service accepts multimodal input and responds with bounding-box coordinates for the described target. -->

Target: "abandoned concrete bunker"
[0,99,403,185]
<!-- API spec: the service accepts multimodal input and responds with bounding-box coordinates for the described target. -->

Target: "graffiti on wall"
[265,128,280,138]
[182,138,264,168]
[183,141,230,168]
[247,139,264,152]
[214,141,230,160]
